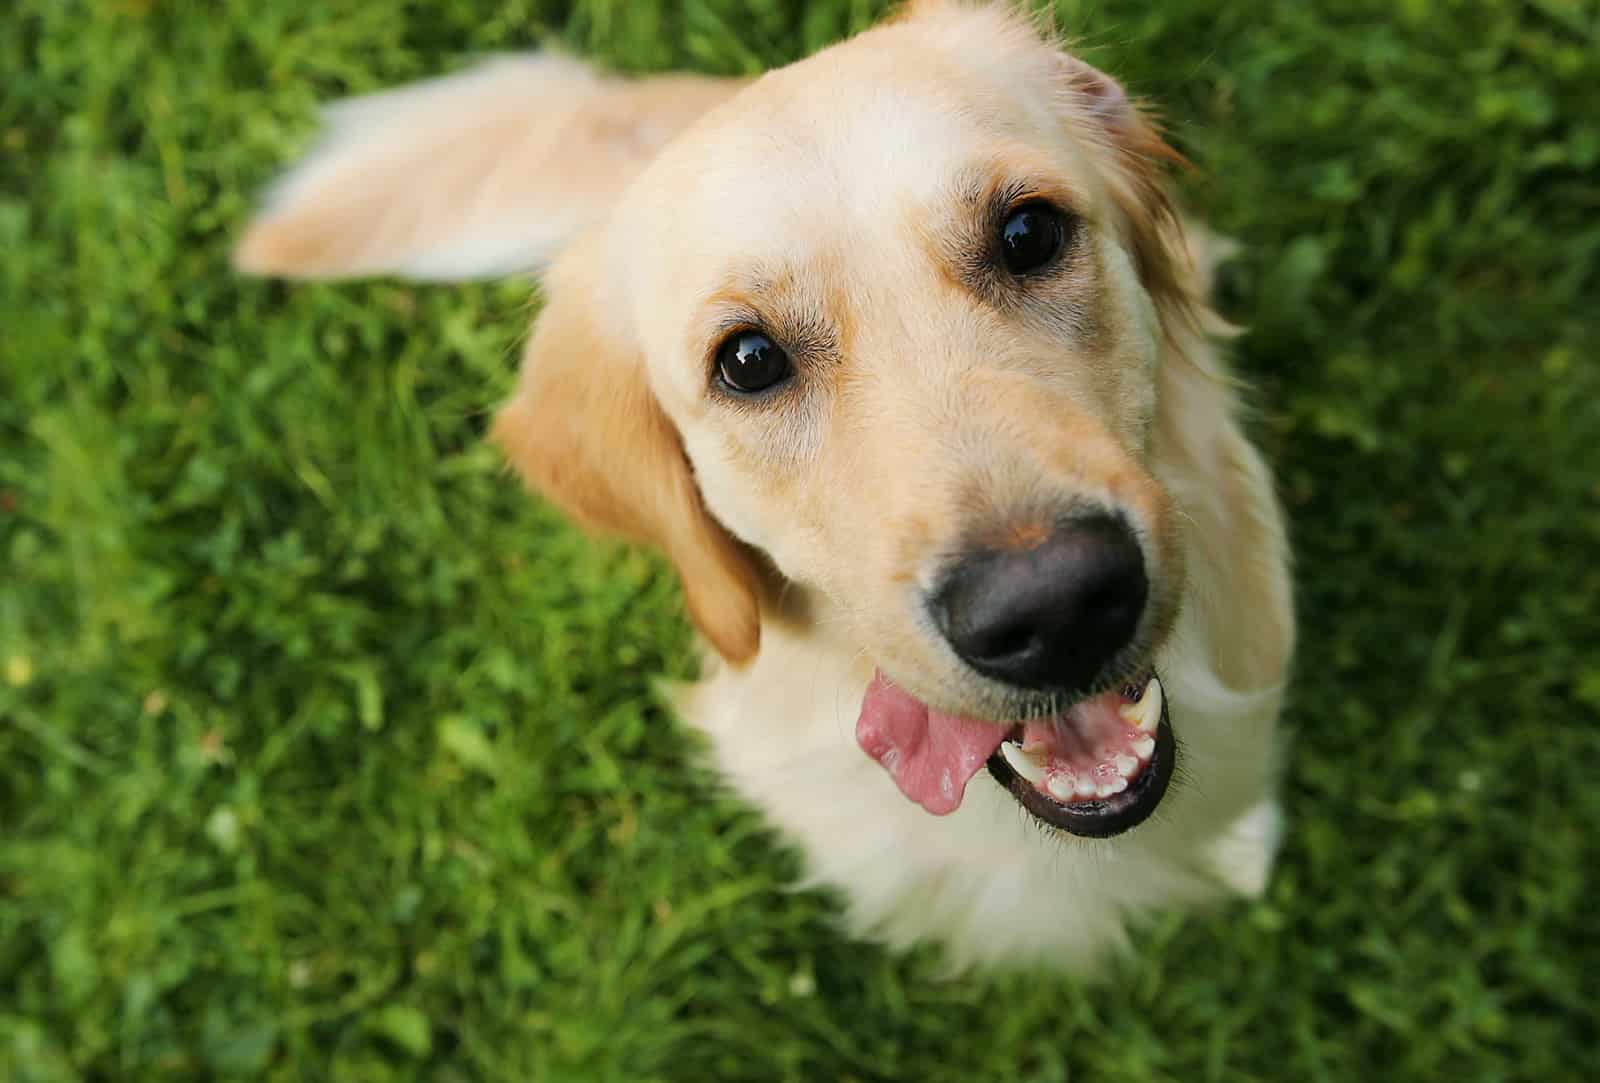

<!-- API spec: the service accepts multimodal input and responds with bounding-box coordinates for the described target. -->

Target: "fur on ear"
[235,54,741,280]
[490,235,762,664]
[1052,50,1199,327]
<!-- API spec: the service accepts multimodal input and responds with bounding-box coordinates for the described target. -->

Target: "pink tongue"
[854,670,1010,815]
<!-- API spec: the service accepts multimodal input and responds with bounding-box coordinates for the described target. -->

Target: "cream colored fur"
[670,600,1286,972]
[238,1,1293,973]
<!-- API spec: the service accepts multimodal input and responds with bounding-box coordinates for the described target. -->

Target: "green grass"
[3,0,1598,1079]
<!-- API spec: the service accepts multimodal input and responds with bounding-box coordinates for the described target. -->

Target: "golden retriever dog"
[237,0,1294,971]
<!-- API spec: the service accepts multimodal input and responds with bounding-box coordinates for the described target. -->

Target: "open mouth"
[855,670,1176,838]
[984,675,1174,838]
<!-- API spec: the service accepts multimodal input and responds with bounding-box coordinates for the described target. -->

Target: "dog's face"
[491,6,1198,835]
[632,23,1186,722]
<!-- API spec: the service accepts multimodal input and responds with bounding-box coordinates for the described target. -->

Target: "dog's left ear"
[1054,53,1193,312]
[490,234,763,665]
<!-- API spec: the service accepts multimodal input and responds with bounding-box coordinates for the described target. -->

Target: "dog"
[237,0,1294,971]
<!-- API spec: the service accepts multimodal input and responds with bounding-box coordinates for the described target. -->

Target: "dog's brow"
[961,158,1085,218]
[699,271,839,360]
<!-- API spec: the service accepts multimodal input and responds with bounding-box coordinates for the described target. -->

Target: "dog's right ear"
[235,55,739,280]
[490,236,762,665]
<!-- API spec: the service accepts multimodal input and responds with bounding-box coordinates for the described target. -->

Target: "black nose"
[931,516,1148,692]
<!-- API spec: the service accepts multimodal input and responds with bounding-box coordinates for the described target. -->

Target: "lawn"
[3,0,1597,1079]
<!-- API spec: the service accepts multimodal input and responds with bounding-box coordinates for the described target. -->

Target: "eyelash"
[996,180,1043,216]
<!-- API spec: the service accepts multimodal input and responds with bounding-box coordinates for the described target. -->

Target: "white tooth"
[1047,775,1076,801]
[1132,734,1156,760]
[1000,741,1047,786]
[1096,778,1130,798]
[1074,777,1098,799]
[1139,678,1163,732]
[1117,676,1162,732]
[1114,754,1140,779]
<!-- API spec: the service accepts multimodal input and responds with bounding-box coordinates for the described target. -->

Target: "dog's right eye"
[716,330,792,394]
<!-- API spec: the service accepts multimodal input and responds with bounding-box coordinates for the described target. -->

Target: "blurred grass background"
[3,0,1598,1079]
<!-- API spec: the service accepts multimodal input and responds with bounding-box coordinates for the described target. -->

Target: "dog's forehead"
[654,90,979,267]
[620,28,1077,318]
[699,90,969,240]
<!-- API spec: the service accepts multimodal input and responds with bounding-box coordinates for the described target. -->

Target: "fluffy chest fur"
[672,590,1285,971]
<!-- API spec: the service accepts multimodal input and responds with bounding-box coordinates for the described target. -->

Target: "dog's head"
[240,2,1211,837]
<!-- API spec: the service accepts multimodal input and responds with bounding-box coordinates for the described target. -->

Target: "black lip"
[983,688,1176,839]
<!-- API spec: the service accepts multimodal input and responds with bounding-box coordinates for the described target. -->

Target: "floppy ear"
[235,54,740,280]
[1053,51,1197,319]
[490,236,762,664]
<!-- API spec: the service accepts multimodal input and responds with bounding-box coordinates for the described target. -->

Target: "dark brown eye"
[716,330,792,394]
[999,200,1067,275]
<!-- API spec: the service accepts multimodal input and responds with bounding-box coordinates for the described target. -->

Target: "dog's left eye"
[716,330,792,394]
[999,200,1067,275]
